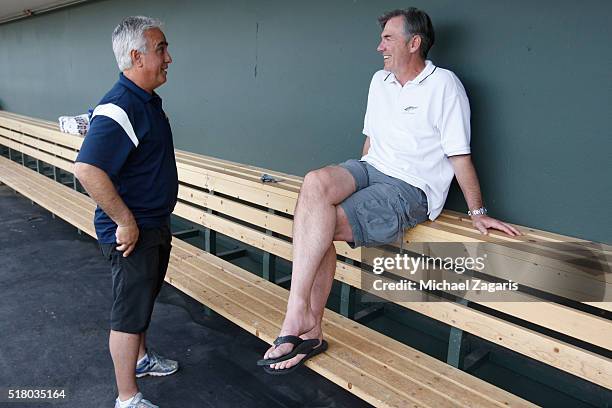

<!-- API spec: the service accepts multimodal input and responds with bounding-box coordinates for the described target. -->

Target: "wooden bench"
[1,110,610,406]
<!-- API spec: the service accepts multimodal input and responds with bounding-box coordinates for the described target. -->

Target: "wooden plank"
[0,134,74,173]
[2,164,420,406]
[170,194,612,387]
[178,184,362,260]
[2,112,609,388]
[0,164,93,214]
[0,165,95,237]
[0,111,59,129]
[175,149,304,183]
[422,238,612,284]
[178,184,293,237]
[0,127,78,161]
[405,242,612,307]
[432,214,610,261]
[0,154,532,407]
[0,115,83,150]
[173,201,291,259]
[376,258,612,350]
[10,147,609,342]
[6,110,603,279]
[168,241,535,407]
[176,150,303,189]
[0,159,94,212]
[438,211,597,245]
[0,112,362,264]
[2,113,609,306]
[166,268,460,407]
[177,165,296,214]
[171,198,612,359]
[166,266,434,408]
[176,154,611,294]
[177,159,298,200]
[0,110,600,247]
[171,240,533,407]
[177,160,610,299]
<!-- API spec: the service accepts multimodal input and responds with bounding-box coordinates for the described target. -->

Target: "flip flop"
[263,340,328,375]
[257,335,323,366]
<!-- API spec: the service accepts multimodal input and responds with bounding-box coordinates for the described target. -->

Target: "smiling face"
[376,15,421,78]
[128,27,172,92]
[143,28,171,89]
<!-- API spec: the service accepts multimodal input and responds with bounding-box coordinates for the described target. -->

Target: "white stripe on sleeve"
[91,103,139,147]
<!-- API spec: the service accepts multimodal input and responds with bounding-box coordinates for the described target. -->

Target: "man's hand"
[74,163,140,254]
[115,223,140,257]
[471,215,521,237]
[448,155,522,238]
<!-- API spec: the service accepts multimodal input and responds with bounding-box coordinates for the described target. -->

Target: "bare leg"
[271,245,334,370]
[138,332,146,361]
[309,244,337,323]
[264,167,355,369]
[270,206,354,370]
[109,330,141,401]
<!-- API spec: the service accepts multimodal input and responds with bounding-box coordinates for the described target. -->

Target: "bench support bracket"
[340,283,356,319]
[463,348,490,372]
[340,258,358,318]
[173,228,200,240]
[204,194,217,255]
[263,208,277,282]
[354,303,384,324]
[446,298,469,368]
[218,248,247,261]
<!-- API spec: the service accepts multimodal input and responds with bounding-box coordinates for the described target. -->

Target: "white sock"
[117,394,136,408]
[137,353,149,366]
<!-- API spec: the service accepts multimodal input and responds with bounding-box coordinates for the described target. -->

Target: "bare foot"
[267,325,323,371]
[263,309,318,363]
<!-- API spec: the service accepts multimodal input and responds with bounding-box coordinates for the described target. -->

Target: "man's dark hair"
[378,8,435,59]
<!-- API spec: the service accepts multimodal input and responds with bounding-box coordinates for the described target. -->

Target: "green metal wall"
[0,0,610,242]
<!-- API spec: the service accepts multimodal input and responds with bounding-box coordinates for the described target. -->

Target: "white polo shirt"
[361,60,471,220]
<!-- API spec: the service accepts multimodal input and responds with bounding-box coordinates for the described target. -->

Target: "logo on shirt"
[403,106,419,114]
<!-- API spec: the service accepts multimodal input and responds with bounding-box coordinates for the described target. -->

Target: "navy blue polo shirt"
[76,73,179,243]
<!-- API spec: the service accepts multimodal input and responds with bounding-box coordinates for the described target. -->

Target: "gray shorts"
[339,159,428,248]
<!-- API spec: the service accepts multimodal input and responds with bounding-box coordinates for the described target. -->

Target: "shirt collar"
[118,73,156,103]
[384,60,437,86]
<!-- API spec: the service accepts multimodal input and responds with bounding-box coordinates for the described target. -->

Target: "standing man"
[259,8,520,374]
[75,16,179,408]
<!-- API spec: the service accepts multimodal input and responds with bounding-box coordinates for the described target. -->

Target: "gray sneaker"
[135,349,179,378]
[114,392,158,408]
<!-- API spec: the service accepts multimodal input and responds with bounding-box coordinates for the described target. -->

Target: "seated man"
[258,7,520,374]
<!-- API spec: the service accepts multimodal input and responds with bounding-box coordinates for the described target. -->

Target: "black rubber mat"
[0,185,370,408]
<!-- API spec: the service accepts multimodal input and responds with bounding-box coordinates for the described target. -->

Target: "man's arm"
[74,162,139,256]
[448,154,521,236]
[362,136,371,156]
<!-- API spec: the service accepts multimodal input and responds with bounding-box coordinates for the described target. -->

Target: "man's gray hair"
[378,8,435,59]
[112,16,163,71]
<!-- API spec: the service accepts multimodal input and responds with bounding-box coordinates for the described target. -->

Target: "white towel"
[58,114,89,136]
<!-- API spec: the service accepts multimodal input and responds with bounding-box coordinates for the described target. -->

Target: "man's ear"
[130,49,143,68]
[409,35,422,55]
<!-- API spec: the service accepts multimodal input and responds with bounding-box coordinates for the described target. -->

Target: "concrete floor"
[0,185,370,408]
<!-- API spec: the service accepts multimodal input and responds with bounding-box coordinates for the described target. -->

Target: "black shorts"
[100,225,172,334]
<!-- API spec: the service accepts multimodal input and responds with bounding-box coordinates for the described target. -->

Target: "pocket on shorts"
[396,186,428,229]
[355,198,403,247]
[100,243,116,261]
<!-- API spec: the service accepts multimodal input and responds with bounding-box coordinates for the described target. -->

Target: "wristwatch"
[468,207,488,216]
